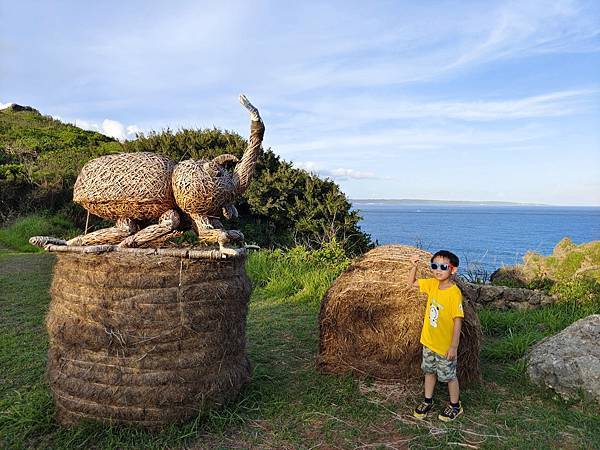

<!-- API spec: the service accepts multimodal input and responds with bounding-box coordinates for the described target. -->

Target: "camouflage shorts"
[421,346,457,382]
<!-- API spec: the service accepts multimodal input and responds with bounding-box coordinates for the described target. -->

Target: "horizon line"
[349,198,600,207]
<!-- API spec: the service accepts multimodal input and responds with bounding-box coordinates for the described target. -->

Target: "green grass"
[0,213,80,252]
[1,247,600,449]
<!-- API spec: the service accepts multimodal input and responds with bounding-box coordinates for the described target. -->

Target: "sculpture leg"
[209,217,224,229]
[190,214,214,231]
[67,218,138,246]
[196,229,245,256]
[118,210,180,248]
[222,204,238,220]
[190,213,244,255]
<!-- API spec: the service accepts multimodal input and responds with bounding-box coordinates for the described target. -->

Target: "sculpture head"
[172,95,265,219]
[172,159,236,216]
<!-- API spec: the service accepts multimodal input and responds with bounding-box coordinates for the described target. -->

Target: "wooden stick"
[42,244,246,259]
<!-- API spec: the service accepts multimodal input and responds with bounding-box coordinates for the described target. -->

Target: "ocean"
[353,203,600,275]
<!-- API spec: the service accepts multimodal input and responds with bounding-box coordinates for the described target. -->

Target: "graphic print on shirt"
[429,299,444,328]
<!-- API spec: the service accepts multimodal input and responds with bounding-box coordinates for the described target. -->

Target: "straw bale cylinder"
[46,252,251,428]
[318,245,482,385]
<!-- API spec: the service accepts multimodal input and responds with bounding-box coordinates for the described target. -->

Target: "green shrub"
[550,277,600,304]
[527,277,555,292]
[0,213,80,252]
[554,252,584,280]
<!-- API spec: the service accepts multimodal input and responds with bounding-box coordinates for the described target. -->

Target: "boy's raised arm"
[407,254,421,288]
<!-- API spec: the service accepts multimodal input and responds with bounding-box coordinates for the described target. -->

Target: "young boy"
[407,250,464,421]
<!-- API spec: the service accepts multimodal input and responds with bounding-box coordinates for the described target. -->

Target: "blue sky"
[1,0,599,205]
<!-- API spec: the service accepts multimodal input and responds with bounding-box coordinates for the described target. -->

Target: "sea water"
[353,203,600,275]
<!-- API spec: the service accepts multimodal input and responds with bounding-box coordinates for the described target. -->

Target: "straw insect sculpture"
[318,245,482,385]
[30,94,264,255]
[46,251,251,427]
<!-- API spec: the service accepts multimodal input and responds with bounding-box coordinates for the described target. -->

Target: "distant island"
[350,199,549,206]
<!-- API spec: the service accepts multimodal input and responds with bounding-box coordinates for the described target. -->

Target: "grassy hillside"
[0,106,118,156]
[1,246,599,449]
[0,106,122,220]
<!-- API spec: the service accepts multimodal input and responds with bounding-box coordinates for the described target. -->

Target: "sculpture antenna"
[233,95,265,197]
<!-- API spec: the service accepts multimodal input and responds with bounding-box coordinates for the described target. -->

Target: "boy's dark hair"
[431,250,459,267]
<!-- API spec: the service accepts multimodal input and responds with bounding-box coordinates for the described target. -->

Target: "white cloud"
[126,125,141,137]
[294,161,320,172]
[448,0,600,70]
[279,124,547,156]
[274,89,598,131]
[261,0,600,92]
[268,89,597,163]
[1,102,15,110]
[294,161,379,180]
[74,118,141,141]
[329,168,378,180]
[419,90,596,121]
[101,119,127,141]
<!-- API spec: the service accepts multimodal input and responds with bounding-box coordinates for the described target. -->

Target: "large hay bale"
[46,252,251,428]
[318,245,481,385]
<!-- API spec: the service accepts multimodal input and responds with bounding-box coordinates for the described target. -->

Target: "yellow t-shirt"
[418,278,464,356]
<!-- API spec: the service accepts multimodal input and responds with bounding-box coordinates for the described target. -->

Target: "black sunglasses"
[430,263,452,271]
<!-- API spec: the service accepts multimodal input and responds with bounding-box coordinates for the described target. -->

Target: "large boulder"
[526,315,600,402]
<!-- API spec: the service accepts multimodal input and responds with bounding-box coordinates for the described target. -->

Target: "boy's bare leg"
[447,379,460,403]
[424,373,437,398]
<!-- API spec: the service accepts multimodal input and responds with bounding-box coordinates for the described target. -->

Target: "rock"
[528,291,544,305]
[457,278,556,310]
[509,302,531,311]
[526,315,600,402]
[504,287,527,303]
[455,279,481,303]
[488,299,508,310]
[490,266,528,287]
